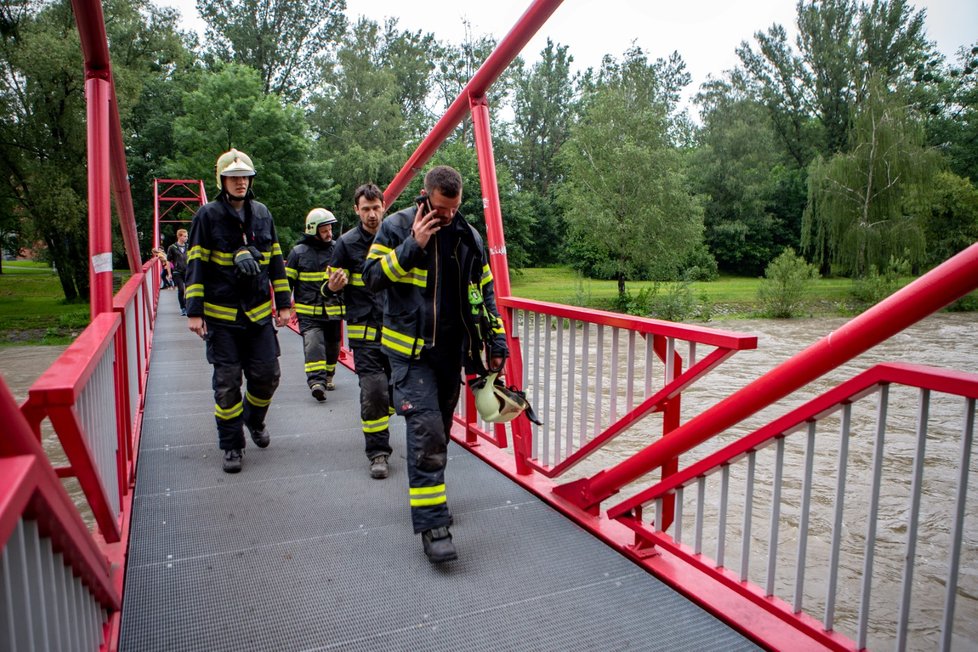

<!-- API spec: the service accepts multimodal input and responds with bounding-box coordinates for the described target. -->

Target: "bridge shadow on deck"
[119,291,760,652]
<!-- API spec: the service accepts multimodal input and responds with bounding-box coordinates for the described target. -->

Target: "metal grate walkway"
[119,291,760,651]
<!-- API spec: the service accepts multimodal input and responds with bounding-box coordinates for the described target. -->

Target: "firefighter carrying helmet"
[468,372,542,425]
[305,208,338,235]
[215,148,256,189]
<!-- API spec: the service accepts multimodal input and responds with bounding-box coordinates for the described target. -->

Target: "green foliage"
[165,63,337,233]
[905,170,978,267]
[612,279,712,322]
[802,78,939,276]
[848,257,911,306]
[757,247,820,318]
[197,0,348,102]
[679,242,719,281]
[558,47,703,295]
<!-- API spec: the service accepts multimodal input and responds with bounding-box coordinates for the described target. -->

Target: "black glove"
[234,246,263,277]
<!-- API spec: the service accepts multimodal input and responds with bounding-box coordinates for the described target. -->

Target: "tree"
[802,78,941,276]
[164,63,337,240]
[692,79,799,275]
[926,43,978,183]
[197,0,347,102]
[0,0,186,299]
[559,47,703,298]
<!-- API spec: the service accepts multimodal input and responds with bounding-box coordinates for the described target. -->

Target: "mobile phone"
[414,194,431,215]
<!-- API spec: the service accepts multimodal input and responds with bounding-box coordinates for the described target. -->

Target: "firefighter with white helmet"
[185,148,293,473]
[285,207,345,400]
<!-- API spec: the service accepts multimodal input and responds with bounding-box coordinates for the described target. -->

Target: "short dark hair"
[424,165,462,198]
[354,183,384,206]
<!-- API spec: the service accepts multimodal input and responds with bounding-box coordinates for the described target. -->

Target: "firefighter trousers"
[390,346,463,534]
[298,317,340,387]
[352,344,393,461]
[205,321,281,451]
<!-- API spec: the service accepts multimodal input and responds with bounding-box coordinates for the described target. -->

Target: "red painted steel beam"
[73,0,141,275]
[383,0,565,205]
[560,241,978,511]
[86,77,113,317]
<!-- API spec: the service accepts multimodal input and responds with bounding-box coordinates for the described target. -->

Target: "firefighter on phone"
[185,148,293,473]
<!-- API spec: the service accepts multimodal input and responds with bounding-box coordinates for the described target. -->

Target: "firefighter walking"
[326,184,393,479]
[185,149,293,473]
[363,166,508,563]
[285,209,345,401]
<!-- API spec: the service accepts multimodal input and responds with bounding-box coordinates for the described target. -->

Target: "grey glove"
[234,246,263,277]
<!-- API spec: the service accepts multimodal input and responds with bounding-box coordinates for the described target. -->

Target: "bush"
[848,257,911,307]
[613,279,712,322]
[679,242,720,281]
[757,247,819,318]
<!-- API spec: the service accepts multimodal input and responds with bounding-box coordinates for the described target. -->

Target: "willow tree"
[802,78,941,276]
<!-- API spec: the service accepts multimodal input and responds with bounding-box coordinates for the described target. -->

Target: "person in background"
[363,165,508,563]
[167,228,189,315]
[285,208,345,401]
[184,148,292,473]
[154,247,172,289]
[326,183,393,479]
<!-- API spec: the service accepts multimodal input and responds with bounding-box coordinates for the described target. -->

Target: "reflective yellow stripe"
[285,267,298,280]
[203,302,238,321]
[245,391,271,407]
[305,361,327,372]
[294,303,319,316]
[381,327,423,358]
[325,363,336,373]
[272,243,282,256]
[324,304,345,317]
[481,263,493,287]
[298,271,326,281]
[409,484,447,507]
[210,250,234,266]
[347,325,379,341]
[368,243,392,259]
[215,402,243,420]
[185,283,204,299]
[402,268,427,288]
[188,245,210,262]
[272,279,290,292]
[244,301,272,321]
[380,249,408,282]
[362,416,389,433]
[350,273,365,287]
[327,266,348,277]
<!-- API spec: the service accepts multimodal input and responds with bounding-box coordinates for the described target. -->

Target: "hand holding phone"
[411,194,439,248]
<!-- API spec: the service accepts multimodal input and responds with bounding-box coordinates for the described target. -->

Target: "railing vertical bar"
[65,562,79,652]
[897,389,931,649]
[520,310,529,389]
[666,337,675,383]
[824,402,852,630]
[654,497,662,532]
[610,328,619,421]
[766,436,785,596]
[695,476,705,555]
[675,486,684,544]
[40,538,61,652]
[6,521,34,650]
[644,334,653,398]
[531,311,541,460]
[53,552,69,652]
[595,324,604,437]
[580,323,590,449]
[794,421,817,613]
[717,464,729,567]
[566,321,576,455]
[24,520,50,652]
[542,314,552,466]
[740,451,756,582]
[626,330,636,410]
[689,340,697,368]
[940,397,975,652]
[857,384,889,649]
[554,318,564,464]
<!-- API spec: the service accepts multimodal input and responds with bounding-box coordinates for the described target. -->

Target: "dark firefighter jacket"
[185,198,291,326]
[362,206,507,369]
[329,223,383,344]
[285,234,344,320]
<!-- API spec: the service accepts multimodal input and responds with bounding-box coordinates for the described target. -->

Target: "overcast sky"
[163,0,976,109]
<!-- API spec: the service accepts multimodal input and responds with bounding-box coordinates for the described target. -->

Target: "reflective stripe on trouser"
[353,345,393,461]
[205,322,281,450]
[390,346,462,533]
[298,317,341,387]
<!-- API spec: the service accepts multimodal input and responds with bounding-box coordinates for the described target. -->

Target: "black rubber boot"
[369,455,389,479]
[421,526,457,563]
[247,423,270,448]
[222,449,243,473]
[311,383,327,402]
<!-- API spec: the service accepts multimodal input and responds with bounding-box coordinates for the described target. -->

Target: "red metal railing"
[153,179,208,249]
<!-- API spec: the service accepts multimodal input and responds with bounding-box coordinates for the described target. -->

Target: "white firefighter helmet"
[470,372,535,424]
[305,208,337,235]
[215,148,256,189]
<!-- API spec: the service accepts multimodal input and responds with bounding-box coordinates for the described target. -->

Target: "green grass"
[510,266,853,316]
[0,263,90,345]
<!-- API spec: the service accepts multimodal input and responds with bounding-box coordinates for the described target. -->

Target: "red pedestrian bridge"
[2,1,976,650]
